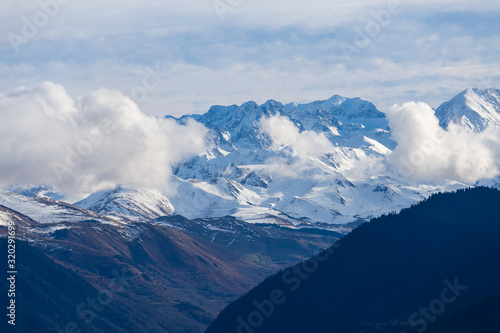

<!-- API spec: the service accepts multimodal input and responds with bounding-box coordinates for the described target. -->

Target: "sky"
[1,0,500,117]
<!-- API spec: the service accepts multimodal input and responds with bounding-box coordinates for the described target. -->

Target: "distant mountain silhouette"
[206,187,500,333]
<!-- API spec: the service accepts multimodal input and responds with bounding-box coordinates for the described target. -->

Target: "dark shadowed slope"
[0,238,147,333]
[0,208,339,332]
[206,187,500,333]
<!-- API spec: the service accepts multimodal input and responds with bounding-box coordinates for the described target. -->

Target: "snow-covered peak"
[261,99,285,112]
[282,95,384,121]
[240,101,260,111]
[0,189,116,225]
[7,184,64,201]
[328,94,348,105]
[435,88,500,132]
[172,94,391,151]
[339,97,385,119]
[75,186,174,222]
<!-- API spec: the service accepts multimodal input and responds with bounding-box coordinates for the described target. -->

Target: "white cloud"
[0,82,208,192]
[386,102,500,183]
[257,114,386,182]
[259,115,334,157]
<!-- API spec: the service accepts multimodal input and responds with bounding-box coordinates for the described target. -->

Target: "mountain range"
[1,88,500,332]
[6,87,496,231]
[79,87,500,229]
[1,88,499,233]
[0,201,340,332]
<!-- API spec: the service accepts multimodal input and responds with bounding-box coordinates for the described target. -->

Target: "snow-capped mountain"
[477,177,500,190]
[0,205,39,227]
[68,90,499,228]
[0,189,117,225]
[0,202,341,333]
[7,184,65,200]
[159,94,470,226]
[435,88,500,132]
[2,89,499,333]
[64,95,407,229]
[174,95,395,151]
[3,89,499,230]
[75,186,174,221]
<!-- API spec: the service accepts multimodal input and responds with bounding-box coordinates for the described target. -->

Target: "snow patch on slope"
[0,190,116,225]
[76,187,174,221]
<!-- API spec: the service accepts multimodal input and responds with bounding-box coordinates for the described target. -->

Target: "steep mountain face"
[435,88,500,132]
[1,90,500,333]
[0,198,339,332]
[177,95,392,150]
[162,95,428,227]
[205,187,500,333]
[182,97,384,152]
[0,205,38,227]
[164,92,489,226]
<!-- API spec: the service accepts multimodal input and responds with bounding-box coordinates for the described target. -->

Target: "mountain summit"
[435,88,500,132]
[177,95,391,151]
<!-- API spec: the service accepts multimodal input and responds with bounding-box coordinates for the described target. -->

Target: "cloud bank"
[259,115,335,157]
[386,102,500,183]
[259,108,500,185]
[258,115,383,181]
[0,82,208,192]
[1,84,499,195]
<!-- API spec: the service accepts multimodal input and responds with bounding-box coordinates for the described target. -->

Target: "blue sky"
[1,0,500,116]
